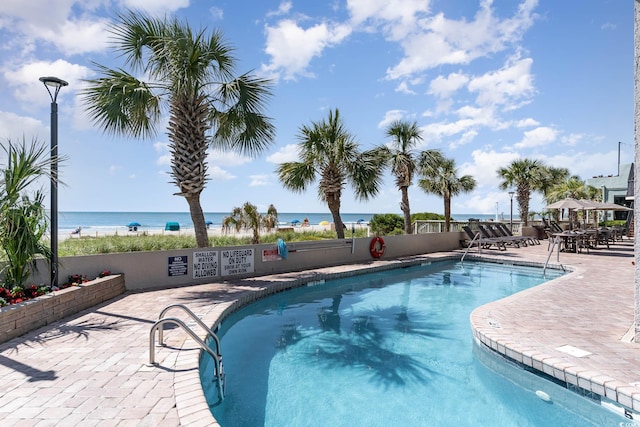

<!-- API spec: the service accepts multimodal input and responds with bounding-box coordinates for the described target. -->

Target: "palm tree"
[81,12,275,248]
[546,176,600,227]
[262,204,279,231]
[418,156,476,232]
[376,120,442,234]
[222,202,277,244]
[276,109,383,239]
[539,166,570,202]
[497,159,548,226]
[0,138,55,289]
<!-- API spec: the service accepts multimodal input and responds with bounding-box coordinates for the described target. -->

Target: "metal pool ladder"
[461,231,482,265]
[149,303,225,400]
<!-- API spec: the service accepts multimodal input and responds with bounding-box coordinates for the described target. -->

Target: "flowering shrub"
[0,270,114,307]
[0,285,49,306]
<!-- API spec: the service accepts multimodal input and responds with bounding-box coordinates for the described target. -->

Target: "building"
[587,163,634,220]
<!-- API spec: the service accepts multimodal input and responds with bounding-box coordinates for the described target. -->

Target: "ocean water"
[56,211,514,235]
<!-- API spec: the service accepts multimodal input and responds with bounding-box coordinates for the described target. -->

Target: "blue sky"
[0,0,633,216]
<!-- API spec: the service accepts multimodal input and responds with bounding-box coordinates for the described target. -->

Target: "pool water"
[201,260,630,426]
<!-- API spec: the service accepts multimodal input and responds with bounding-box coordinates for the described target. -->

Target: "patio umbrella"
[545,198,592,210]
[545,198,595,228]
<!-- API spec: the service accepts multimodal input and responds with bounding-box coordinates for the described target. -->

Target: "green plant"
[0,138,57,290]
[410,212,446,221]
[369,213,405,235]
[81,11,275,248]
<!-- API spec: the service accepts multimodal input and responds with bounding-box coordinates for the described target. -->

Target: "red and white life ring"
[370,236,386,258]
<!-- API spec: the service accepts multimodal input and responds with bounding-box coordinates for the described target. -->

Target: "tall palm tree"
[419,156,476,232]
[497,159,548,226]
[81,12,275,248]
[276,109,383,239]
[376,120,442,234]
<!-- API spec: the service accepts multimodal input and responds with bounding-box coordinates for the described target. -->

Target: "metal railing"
[149,304,225,400]
[413,220,522,235]
[460,231,482,265]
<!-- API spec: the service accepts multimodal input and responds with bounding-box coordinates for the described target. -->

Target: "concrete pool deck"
[0,238,638,425]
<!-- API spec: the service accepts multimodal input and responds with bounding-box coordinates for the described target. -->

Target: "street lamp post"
[508,191,515,232]
[40,76,68,288]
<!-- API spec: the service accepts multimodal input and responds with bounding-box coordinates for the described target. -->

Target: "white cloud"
[394,81,416,95]
[4,59,92,111]
[154,141,171,166]
[207,150,252,167]
[261,19,352,80]
[515,118,539,127]
[267,1,292,17]
[209,165,235,181]
[377,110,406,129]
[249,174,271,186]
[266,144,299,163]
[560,133,586,147]
[109,165,123,175]
[429,72,469,98]
[209,7,224,20]
[347,0,430,39]
[513,126,557,149]
[385,0,538,80]
[0,111,46,140]
[467,56,535,107]
[459,148,520,189]
[121,0,190,15]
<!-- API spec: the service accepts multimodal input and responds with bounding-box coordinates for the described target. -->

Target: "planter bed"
[0,274,125,344]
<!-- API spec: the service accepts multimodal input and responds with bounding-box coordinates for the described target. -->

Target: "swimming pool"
[201,260,630,426]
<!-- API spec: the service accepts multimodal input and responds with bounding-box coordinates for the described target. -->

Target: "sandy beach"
[59,222,370,241]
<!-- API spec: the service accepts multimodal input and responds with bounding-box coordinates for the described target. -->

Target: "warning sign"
[168,255,188,277]
[193,250,218,279]
[221,248,254,276]
[262,248,282,262]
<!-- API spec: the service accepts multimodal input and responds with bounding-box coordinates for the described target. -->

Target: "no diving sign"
[193,250,219,279]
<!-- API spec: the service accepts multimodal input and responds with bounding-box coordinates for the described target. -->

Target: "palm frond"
[81,64,161,139]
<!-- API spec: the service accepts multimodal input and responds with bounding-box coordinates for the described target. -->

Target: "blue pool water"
[201,260,630,426]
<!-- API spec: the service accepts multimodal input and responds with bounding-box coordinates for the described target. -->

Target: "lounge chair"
[462,225,507,251]
[496,223,538,245]
[488,223,530,247]
[477,224,520,248]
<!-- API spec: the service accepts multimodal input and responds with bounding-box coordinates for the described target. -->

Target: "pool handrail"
[150,303,225,401]
[461,231,482,264]
[156,303,221,355]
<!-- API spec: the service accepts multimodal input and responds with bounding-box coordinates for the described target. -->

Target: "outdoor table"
[552,232,579,253]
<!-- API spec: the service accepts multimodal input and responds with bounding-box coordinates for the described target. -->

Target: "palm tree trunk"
[444,196,451,232]
[185,194,209,247]
[400,186,412,234]
[327,196,345,239]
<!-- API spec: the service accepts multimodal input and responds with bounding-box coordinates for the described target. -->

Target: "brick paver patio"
[0,238,638,425]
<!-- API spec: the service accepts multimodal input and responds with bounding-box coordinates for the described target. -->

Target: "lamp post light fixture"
[508,191,515,232]
[39,76,68,288]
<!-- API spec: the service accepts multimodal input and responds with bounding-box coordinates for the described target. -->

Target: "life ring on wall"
[370,236,386,258]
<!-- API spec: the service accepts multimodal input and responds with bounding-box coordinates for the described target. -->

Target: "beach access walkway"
[0,239,638,425]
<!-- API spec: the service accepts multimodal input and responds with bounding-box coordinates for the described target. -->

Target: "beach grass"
[58,228,370,256]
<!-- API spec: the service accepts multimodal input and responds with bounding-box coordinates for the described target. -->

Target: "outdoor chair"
[462,226,506,251]
[472,225,508,251]
[480,224,525,247]
[495,223,537,245]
